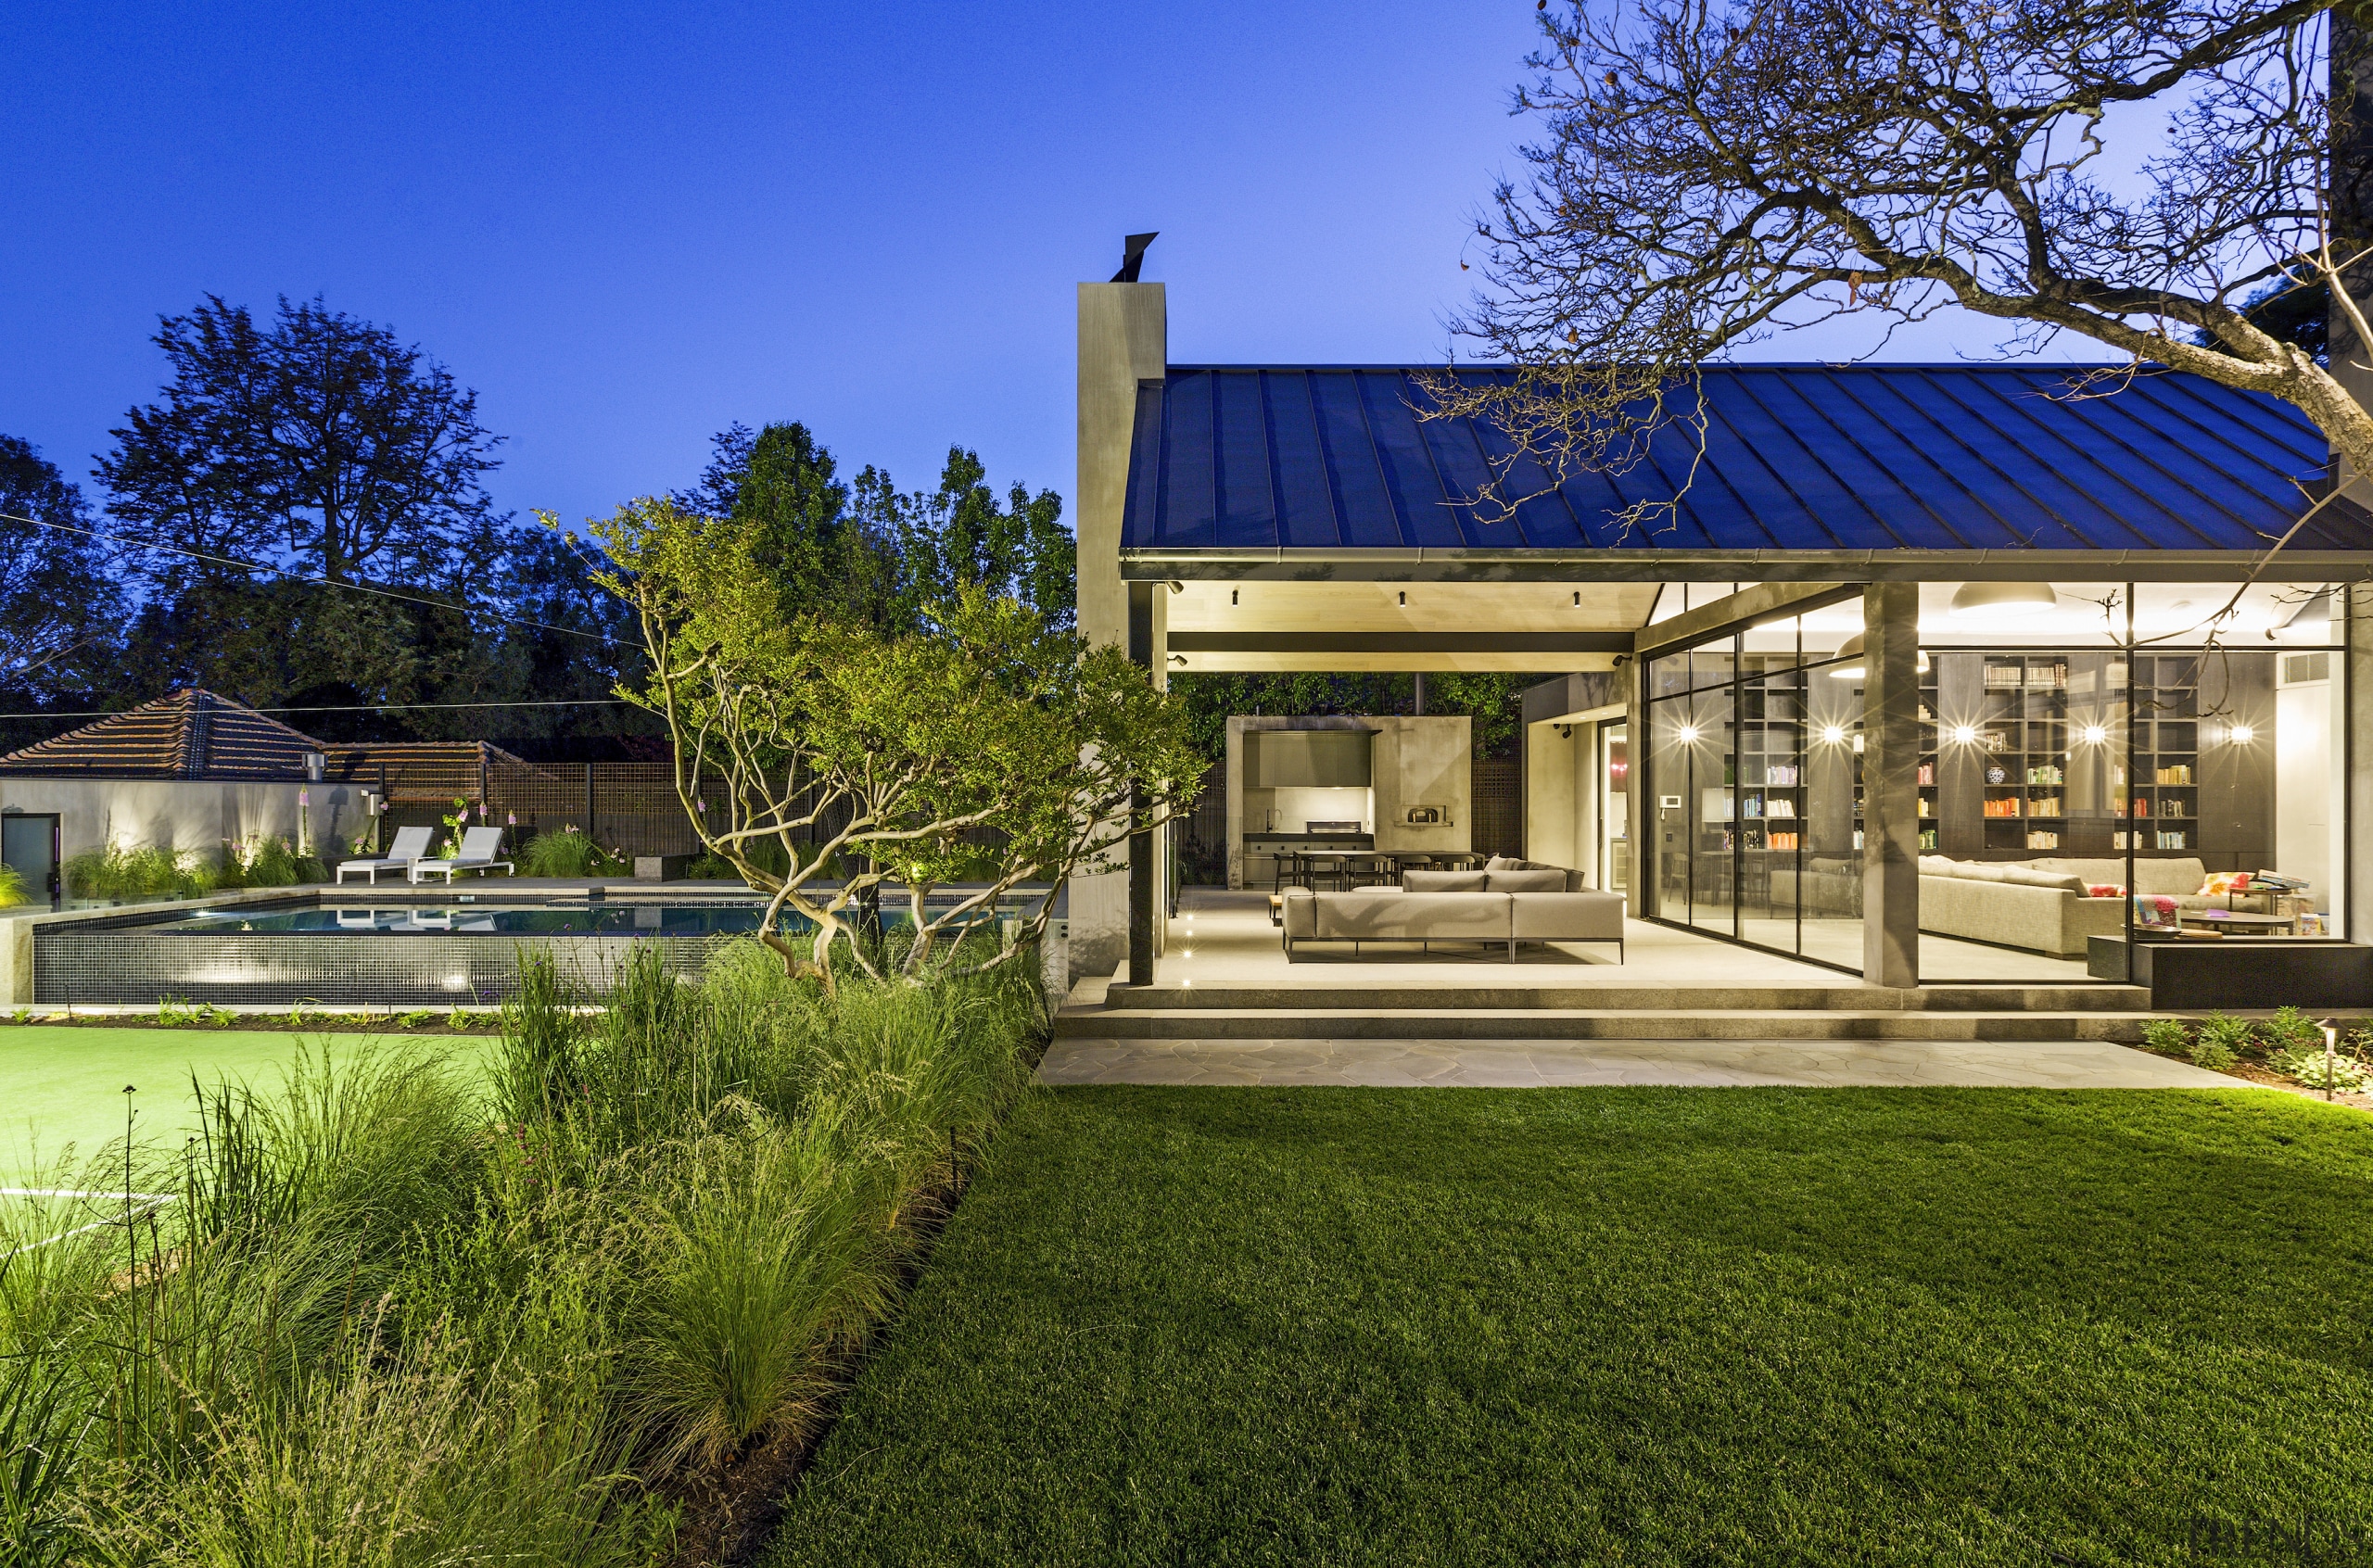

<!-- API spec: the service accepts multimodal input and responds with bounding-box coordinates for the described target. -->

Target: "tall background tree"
[0,436,124,726]
[679,422,1073,633]
[1445,1,2373,524]
[93,295,639,741]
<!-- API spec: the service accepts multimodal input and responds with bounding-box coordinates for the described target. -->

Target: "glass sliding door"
[1599,720,1630,894]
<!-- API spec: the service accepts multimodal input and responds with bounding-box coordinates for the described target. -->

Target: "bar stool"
[1303,853,1350,891]
[1348,852,1396,888]
[1271,851,1307,893]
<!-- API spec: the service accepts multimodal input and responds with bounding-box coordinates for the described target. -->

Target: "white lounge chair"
[336,825,434,885]
[410,826,515,884]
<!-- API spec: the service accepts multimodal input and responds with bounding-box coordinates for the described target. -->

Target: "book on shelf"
[2154,764,2193,784]
[2025,764,2063,785]
[1915,762,1935,785]
[1984,664,2024,688]
[1765,799,1796,818]
[1916,798,1931,817]
[1766,831,1799,850]
[2155,830,2189,850]
[1982,797,2024,817]
[1765,765,1799,786]
[1918,828,1936,850]
[2025,830,2061,849]
[2028,796,2062,817]
[2024,663,2068,689]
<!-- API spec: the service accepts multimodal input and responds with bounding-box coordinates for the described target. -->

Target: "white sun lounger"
[409,825,515,884]
[335,825,434,885]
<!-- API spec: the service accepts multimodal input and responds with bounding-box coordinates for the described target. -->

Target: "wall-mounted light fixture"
[2081,724,2107,744]
[1821,726,1846,744]
[1951,725,1978,745]
[1676,725,1700,744]
[1168,654,1188,665]
[2230,724,2255,743]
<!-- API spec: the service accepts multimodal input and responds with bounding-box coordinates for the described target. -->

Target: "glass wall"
[1646,627,1863,967]
[1643,579,2345,980]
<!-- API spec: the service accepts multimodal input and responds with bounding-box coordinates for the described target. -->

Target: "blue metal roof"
[1119,364,2370,556]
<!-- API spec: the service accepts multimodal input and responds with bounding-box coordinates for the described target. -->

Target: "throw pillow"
[2087,884,2125,898]
[2200,871,2252,897]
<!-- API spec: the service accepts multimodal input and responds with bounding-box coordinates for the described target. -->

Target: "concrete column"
[1072,281,1167,978]
[1127,581,1158,988]
[1860,582,1921,988]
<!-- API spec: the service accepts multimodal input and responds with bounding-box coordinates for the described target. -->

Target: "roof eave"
[1120,546,2373,584]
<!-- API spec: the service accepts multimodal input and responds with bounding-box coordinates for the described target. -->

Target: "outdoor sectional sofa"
[1281,858,1625,962]
[1916,854,2227,956]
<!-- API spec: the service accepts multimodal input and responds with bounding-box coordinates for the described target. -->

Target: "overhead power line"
[0,511,629,647]
[0,698,631,721]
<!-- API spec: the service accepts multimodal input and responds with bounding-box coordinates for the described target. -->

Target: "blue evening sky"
[2,1,2038,532]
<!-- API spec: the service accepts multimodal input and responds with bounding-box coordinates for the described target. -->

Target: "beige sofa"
[1917,855,2216,956]
[1281,862,1625,962]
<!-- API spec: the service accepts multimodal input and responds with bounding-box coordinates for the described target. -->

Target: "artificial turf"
[0,1026,492,1181]
[766,1086,2373,1567]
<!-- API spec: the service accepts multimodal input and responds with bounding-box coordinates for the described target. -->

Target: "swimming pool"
[32,891,1036,1007]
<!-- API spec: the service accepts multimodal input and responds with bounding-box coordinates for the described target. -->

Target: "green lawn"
[767,1086,2373,1567]
[0,1026,492,1182]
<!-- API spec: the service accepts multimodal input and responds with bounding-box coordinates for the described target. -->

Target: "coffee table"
[2178,909,2296,937]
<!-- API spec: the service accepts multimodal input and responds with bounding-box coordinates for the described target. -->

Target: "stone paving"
[1037,1036,2238,1090]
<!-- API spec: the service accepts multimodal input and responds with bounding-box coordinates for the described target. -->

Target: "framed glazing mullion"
[2136,581,2154,958]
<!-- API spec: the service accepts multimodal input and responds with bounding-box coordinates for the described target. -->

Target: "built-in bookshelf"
[1916,650,2264,864]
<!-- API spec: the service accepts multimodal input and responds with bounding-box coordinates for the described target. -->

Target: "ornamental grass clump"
[0,935,1045,1562]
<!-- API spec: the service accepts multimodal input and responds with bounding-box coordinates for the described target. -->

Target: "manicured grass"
[768,1087,2373,1567]
[0,1026,493,1180]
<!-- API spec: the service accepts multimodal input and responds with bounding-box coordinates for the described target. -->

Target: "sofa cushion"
[1997,866,2087,892]
[1316,890,1506,940]
[1486,868,1569,893]
[1404,870,1486,892]
[1509,891,1625,941]
[2134,858,2209,897]
[1486,855,1522,870]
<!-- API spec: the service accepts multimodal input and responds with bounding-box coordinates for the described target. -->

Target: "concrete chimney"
[1071,264,1167,980]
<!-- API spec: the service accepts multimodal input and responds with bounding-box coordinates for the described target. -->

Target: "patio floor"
[1149,889,2098,992]
[1036,1036,2231,1089]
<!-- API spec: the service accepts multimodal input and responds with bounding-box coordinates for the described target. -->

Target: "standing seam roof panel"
[1216,371,1278,550]
[1944,372,2235,550]
[1309,372,1407,548]
[1121,363,2371,555]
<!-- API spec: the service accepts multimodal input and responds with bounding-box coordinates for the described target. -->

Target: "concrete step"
[1098,983,2151,1014]
[1055,1006,2164,1043]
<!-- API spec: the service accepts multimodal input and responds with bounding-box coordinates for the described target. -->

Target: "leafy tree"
[1447,2,2373,522]
[1169,672,1542,762]
[99,295,506,587]
[589,496,1198,985]
[89,295,581,730]
[0,436,123,701]
[682,424,1072,634]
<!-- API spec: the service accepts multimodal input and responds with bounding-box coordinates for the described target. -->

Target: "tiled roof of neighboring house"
[319,741,544,802]
[0,689,322,779]
[1120,363,2372,556]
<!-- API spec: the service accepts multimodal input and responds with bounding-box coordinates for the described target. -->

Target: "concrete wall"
[0,778,365,866]
[1369,716,1471,854]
